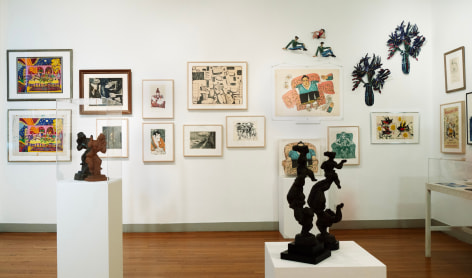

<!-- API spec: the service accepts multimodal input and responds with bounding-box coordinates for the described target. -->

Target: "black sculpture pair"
[281,142,346,264]
[74,132,108,182]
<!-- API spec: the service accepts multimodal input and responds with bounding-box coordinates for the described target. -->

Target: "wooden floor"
[0,228,471,277]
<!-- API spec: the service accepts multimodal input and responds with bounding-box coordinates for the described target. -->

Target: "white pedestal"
[278,176,323,238]
[57,179,123,278]
[265,241,386,278]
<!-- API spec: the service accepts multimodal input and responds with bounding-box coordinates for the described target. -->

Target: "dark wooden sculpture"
[74,132,91,180]
[281,145,346,265]
[84,133,107,182]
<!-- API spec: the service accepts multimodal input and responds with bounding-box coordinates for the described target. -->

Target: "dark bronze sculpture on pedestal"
[74,132,91,180]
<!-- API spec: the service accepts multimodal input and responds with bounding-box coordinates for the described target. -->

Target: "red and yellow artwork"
[18,117,64,153]
[16,57,63,94]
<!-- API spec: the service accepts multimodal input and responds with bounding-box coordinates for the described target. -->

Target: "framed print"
[187,61,247,110]
[183,125,223,157]
[8,109,71,162]
[142,79,174,119]
[143,123,174,162]
[371,112,419,144]
[226,116,265,148]
[278,139,323,177]
[96,119,128,158]
[7,49,72,101]
[327,126,360,165]
[79,69,132,115]
[444,46,465,93]
[440,101,465,153]
[466,92,472,144]
[274,66,341,121]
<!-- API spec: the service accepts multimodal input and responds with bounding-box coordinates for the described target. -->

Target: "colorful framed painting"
[371,112,419,144]
[7,109,71,162]
[327,126,360,165]
[7,49,73,101]
[278,139,323,177]
[444,46,465,93]
[274,66,341,121]
[143,122,174,162]
[226,116,265,148]
[440,101,465,153]
[79,69,132,115]
[183,125,223,157]
[142,79,174,119]
[96,119,128,158]
[187,62,247,110]
[466,92,472,144]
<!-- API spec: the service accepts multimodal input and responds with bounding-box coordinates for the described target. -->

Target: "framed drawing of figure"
[142,123,174,162]
[327,126,360,165]
[440,101,465,153]
[142,79,174,119]
[444,46,465,93]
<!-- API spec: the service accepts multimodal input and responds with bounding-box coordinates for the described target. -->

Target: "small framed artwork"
[370,112,419,144]
[7,49,73,101]
[143,123,174,162]
[8,109,72,162]
[444,46,465,93]
[466,92,472,144]
[187,61,247,110]
[142,79,174,119]
[440,101,465,153]
[327,126,360,165]
[96,119,128,158]
[226,116,265,148]
[183,125,223,157]
[278,139,323,177]
[79,69,132,115]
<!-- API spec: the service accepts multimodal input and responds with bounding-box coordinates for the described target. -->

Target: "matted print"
[143,123,174,162]
[226,116,265,148]
[278,139,323,177]
[327,126,360,165]
[183,125,223,157]
[466,92,472,144]
[370,112,419,144]
[96,119,128,158]
[187,62,247,110]
[8,109,71,162]
[440,101,465,153]
[142,79,174,119]
[274,66,341,120]
[7,49,73,101]
[444,46,465,93]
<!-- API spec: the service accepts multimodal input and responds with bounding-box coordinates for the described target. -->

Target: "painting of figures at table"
[16,57,63,94]
[188,62,247,110]
[274,68,341,118]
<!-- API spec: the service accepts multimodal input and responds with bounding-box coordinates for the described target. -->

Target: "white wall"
[0,0,460,226]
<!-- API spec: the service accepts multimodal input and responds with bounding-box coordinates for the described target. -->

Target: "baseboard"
[122,222,279,232]
[331,219,426,230]
[0,223,57,232]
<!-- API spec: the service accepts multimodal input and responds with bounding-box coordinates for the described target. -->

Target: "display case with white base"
[56,99,124,278]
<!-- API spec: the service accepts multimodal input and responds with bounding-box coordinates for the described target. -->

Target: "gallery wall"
[1,0,468,229]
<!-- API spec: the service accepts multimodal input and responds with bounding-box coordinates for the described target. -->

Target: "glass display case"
[427,158,472,185]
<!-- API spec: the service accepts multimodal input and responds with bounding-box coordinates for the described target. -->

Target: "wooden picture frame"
[466,92,472,145]
[79,69,132,115]
[440,101,465,153]
[7,109,71,162]
[226,116,265,148]
[444,46,466,93]
[96,118,128,158]
[187,62,247,110]
[143,122,174,162]
[7,49,73,101]
[327,126,360,165]
[142,79,174,119]
[183,125,223,157]
[370,112,419,144]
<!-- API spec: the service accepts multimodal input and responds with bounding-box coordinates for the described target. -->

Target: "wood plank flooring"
[0,228,471,277]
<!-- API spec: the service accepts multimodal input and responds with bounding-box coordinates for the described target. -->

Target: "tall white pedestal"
[265,241,386,278]
[57,179,123,278]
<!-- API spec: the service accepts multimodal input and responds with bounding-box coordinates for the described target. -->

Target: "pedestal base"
[281,242,331,265]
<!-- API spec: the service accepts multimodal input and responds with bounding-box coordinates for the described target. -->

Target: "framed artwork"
[274,66,341,121]
[466,92,472,144]
[444,46,465,93]
[226,116,265,148]
[440,101,465,153]
[7,109,71,162]
[183,125,223,157]
[79,69,132,115]
[278,139,323,177]
[142,123,174,162]
[370,112,419,144]
[7,49,73,101]
[327,126,360,165]
[96,119,128,158]
[187,61,247,110]
[142,79,174,119]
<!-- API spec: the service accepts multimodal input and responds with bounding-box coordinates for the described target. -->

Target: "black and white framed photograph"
[96,118,128,158]
[183,125,223,157]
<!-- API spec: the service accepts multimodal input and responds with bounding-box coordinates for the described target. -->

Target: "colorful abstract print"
[18,118,64,153]
[16,57,63,94]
